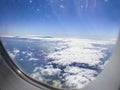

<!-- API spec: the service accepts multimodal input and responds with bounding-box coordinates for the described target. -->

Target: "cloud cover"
[4,37,115,89]
[29,38,115,89]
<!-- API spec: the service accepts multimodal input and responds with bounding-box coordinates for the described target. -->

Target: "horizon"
[1,34,118,41]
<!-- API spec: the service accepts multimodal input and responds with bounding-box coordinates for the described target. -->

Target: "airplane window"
[0,0,119,89]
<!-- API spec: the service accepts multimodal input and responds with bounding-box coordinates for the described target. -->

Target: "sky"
[0,0,120,39]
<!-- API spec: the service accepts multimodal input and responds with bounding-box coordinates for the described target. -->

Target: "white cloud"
[8,48,20,59]
[30,65,62,87]
[30,72,43,81]
[64,66,98,88]
[45,38,114,66]
[8,51,16,59]
[30,38,114,88]
[65,74,90,88]
[5,37,115,89]
[29,57,39,61]
[22,51,26,54]
[27,52,33,56]
[63,66,98,88]
[30,65,98,89]
[13,48,20,54]
[32,65,62,76]
[29,0,33,4]
[60,5,65,9]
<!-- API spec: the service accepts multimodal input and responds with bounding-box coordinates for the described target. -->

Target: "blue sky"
[0,0,120,39]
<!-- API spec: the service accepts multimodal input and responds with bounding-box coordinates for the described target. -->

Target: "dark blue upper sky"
[0,0,120,39]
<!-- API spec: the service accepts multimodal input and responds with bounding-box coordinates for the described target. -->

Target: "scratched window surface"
[0,0,119,89]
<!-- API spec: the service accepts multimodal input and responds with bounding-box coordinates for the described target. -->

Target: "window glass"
[0,0,119,89]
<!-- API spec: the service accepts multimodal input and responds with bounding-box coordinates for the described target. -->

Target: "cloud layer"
[3,37,115,89]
